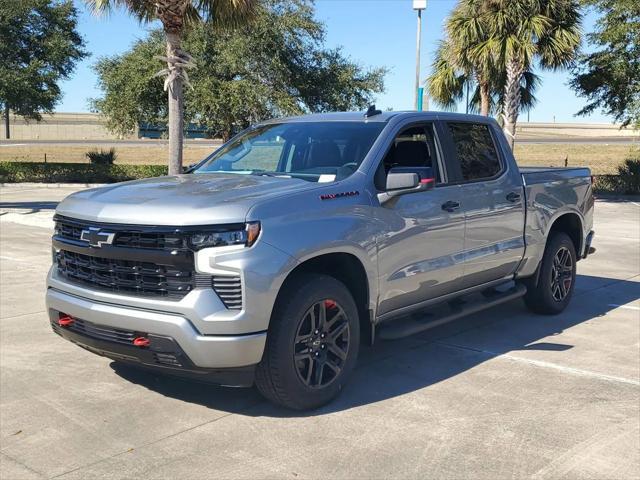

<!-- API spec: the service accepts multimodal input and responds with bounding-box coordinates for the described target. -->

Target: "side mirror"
[182,163,197,173]
[377,166,435,204]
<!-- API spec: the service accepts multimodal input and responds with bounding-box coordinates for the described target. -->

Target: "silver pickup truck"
[47,110,595,410]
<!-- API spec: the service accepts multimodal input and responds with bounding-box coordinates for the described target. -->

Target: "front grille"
[56,250,194,299]
[212,275,243,310]
[53,216,243,308]
[55,217,185,250]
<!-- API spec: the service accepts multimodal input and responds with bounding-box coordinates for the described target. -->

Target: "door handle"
[506,192,521,203]
[441,200,460,212]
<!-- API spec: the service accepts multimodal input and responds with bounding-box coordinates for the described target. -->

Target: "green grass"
[513,143,635,175]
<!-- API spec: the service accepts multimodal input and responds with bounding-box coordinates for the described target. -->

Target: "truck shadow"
[110,274,639,417]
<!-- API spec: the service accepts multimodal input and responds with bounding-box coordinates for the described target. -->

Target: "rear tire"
[523,232,577,315]
[255,274,360,410]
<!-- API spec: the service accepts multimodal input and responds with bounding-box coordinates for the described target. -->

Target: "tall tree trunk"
[166,32,184,176]
[4,104,9,140]
[502,58,524,150]
[479,80,490,116]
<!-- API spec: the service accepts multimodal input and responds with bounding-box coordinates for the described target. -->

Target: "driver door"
[374,122,466,318]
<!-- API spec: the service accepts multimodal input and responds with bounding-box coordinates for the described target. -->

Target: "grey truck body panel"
[46,111,594,374]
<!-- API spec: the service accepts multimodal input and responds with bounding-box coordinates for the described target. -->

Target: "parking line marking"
[608,304,640,311]
[0,188,44,195]
[438,342,640,387]
[1,311,46,320]
[0,255,30,263]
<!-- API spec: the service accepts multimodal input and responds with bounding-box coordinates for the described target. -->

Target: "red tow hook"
[57,315,75,327]
[132,337,151,348]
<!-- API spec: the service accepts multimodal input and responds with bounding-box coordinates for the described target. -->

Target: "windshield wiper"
[250,170,288,177]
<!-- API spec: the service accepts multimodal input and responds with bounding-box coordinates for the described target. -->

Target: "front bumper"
[50,314,256,386]
[47,288,267,372]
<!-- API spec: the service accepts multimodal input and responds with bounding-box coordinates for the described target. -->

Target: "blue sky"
[58,0,610,123]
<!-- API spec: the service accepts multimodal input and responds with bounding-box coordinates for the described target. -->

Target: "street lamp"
[413,0,427,111]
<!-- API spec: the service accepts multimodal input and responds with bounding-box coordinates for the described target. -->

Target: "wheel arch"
[547,211,583,256]
[275,252,374,341]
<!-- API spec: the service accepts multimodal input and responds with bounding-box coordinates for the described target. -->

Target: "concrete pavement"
[0,186,638,479]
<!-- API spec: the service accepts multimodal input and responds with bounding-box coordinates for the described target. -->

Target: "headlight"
[189,222,261,250]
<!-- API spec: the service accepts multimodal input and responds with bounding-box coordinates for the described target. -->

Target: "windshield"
[194,121,385,182]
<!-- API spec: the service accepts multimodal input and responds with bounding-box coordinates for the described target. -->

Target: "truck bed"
[520,166,591,186]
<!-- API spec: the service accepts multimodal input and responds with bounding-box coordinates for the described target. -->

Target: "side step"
[378,283,527,341]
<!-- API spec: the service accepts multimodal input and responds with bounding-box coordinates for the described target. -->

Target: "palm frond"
[85,0,156,22]
[194,0,258,28]
[84,0,258,30]
[427,41,467,110]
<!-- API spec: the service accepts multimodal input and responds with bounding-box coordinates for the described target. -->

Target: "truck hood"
[56,173,319,225]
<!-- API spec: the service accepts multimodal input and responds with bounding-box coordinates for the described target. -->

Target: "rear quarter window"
[447,123,501,181]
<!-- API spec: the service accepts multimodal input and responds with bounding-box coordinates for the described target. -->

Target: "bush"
[86,148,117,165]
[592,175,620,193]
[592,151,640,195]
[616,157,640,195]
[0,162,167,183]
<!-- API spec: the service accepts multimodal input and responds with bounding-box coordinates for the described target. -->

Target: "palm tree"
[467,0,581,148]
[428,2,540,118]
[428,39,493,116]
[429,4,495,116]
[429,38,540,117]
[87,0,257,174]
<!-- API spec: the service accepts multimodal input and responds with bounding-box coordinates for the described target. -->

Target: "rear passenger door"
[441,121,525,288]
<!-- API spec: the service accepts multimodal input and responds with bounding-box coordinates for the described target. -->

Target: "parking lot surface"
[1,186,639,479]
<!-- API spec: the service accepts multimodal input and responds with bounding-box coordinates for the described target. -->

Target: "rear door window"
[447,123,502,181]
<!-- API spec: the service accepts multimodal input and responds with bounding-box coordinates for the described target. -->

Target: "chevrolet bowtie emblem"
[80,227,115,248]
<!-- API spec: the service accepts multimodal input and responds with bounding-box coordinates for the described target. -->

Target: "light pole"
[413,0,426,111]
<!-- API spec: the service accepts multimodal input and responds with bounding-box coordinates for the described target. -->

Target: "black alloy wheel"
[255,273,360,410]
[293,299,350,388]
[522,232,577,315]
[550,246,573,301]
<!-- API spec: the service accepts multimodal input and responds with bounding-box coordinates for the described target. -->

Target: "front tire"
[255,274,360,410]
[523,232,577,315]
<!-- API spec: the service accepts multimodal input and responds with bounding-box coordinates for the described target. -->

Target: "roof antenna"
[364,104,382,118]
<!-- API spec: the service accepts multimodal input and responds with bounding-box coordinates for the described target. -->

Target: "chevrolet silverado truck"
[47,110,595,410]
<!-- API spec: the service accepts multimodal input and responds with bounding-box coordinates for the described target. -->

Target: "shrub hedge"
[0,162,167,183]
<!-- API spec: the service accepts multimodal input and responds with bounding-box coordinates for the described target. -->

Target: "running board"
[378,283,527,341]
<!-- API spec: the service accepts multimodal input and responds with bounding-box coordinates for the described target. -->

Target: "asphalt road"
[0,137,637,146]
[0,186,639,479]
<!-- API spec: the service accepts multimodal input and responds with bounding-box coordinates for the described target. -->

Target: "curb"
[0,183,105,188]
[594,193,640,201]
